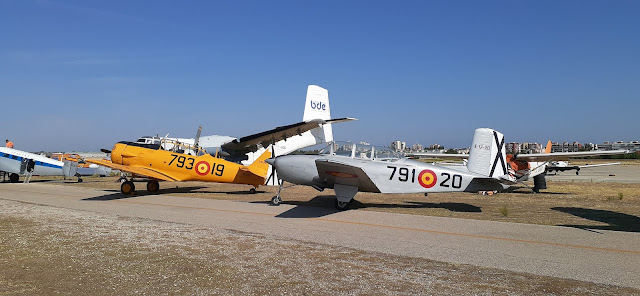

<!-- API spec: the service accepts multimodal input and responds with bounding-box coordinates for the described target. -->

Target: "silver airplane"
[266,128,515,210]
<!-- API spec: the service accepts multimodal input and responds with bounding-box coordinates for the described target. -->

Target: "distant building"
[551,142,582,153]
[507,142,543,154]
[391,140,406,152]
[599,141,640,152]
[411,143,423,152]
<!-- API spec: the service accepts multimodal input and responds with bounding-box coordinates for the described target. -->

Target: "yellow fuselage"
[111,142,268,187]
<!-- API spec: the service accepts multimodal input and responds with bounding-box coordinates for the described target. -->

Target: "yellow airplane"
[87,139,271,195]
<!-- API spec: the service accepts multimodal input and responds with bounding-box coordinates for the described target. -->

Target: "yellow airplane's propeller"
[194,125,202,150]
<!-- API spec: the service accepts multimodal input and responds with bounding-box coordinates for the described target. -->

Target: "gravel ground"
[2,199,638,295]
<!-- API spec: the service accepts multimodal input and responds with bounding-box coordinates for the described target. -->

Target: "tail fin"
[466,128,508,178]
[303,85,334,142]
[544,140,552,153]
[244,147,272,178]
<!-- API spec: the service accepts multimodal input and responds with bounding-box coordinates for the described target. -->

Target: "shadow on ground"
[262,196,482,219]
[552,207,640,233]
[83,186,209,201]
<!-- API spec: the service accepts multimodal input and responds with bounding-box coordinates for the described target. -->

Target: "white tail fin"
[466,128,508,178]
[303,85,334,142]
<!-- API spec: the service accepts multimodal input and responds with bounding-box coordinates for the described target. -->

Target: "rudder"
[466,128,508,178]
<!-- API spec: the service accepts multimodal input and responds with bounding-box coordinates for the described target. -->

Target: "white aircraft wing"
[315,159,381,193]
[408,153,469,158]
[513,150,629,162]
[221,118,356,154]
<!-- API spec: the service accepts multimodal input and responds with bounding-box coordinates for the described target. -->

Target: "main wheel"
[270,196,281,206]
[147,180,160,193]
[121,181,135,195]
[9,173,19,183]
[77,178,83,183]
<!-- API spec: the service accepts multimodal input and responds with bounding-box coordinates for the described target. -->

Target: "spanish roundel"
[195,161,210,176]
[418,169,437,188]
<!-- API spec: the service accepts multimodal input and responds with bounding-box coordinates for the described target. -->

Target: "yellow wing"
[86,159,179,182]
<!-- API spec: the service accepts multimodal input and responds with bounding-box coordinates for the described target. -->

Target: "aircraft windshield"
[319,141,405,160]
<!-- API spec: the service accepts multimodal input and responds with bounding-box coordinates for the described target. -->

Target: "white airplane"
[545,160,621,175]
[133,85,356,185]
[408,141,629,192]
[0,147,80,183]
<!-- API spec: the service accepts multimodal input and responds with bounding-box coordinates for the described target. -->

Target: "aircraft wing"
[315,159,381,193]
[221,118,357,154]
[513,150,629,162]
[408,153,469,158]
[86,159,178,182]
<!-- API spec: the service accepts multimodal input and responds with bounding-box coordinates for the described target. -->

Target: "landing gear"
[249,188,256,194]
[9,173,19,183]
[270,181,284,206]
[77,178,83,183]
[147,180,160,193]
[335,199,353,211]
[271,195,282,206]
[121,180,135,195]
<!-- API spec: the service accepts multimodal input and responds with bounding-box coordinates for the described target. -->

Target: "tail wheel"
[249,188,256,194]
[9,173,19,183]
[147,180,160,193]
[121,181,135,195]
[335,199,352,211]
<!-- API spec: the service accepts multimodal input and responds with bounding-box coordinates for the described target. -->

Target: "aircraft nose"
[265,158,275,165]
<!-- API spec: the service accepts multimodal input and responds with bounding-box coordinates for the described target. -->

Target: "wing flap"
[86,159,178,182]
[315,159,380,193]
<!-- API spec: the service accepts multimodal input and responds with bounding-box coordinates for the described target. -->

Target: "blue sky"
[1,0,639,152]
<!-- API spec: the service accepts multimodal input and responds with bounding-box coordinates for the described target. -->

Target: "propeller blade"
[194,125,202,148]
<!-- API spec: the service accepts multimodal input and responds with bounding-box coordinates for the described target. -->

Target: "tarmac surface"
[546,164,640,183]
[1,183,639,289]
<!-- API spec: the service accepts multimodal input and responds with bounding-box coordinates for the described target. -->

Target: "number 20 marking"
[439,173,462,188]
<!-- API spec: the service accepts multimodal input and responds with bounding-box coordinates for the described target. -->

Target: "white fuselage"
[0,147,67,176]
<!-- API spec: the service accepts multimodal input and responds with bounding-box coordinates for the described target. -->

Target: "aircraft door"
[20,158,28,174]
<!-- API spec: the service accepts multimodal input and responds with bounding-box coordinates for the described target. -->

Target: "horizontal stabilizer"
[86,159,178,181]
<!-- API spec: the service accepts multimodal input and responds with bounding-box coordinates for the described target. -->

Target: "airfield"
[2,162,640,295]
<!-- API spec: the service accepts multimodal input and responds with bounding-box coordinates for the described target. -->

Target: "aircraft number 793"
[387,166,462,188]
[168,154,225,176]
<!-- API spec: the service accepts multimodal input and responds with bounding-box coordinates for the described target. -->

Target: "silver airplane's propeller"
[265,144,278,186]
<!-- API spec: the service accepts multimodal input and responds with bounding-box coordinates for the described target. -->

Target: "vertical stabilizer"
[544,140,552,153]
[303,85,334,142]
[466,128,508,178]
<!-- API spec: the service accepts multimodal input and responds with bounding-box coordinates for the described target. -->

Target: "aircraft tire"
[249,188,256,194]
[77,178,83,183]
[9,173,19,183]
[270,196,281,206]
[147,180,160,193]
[335,200,351,211]
[121,181,135,195]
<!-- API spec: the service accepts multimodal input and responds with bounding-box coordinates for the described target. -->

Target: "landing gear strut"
[270,181,284,206]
